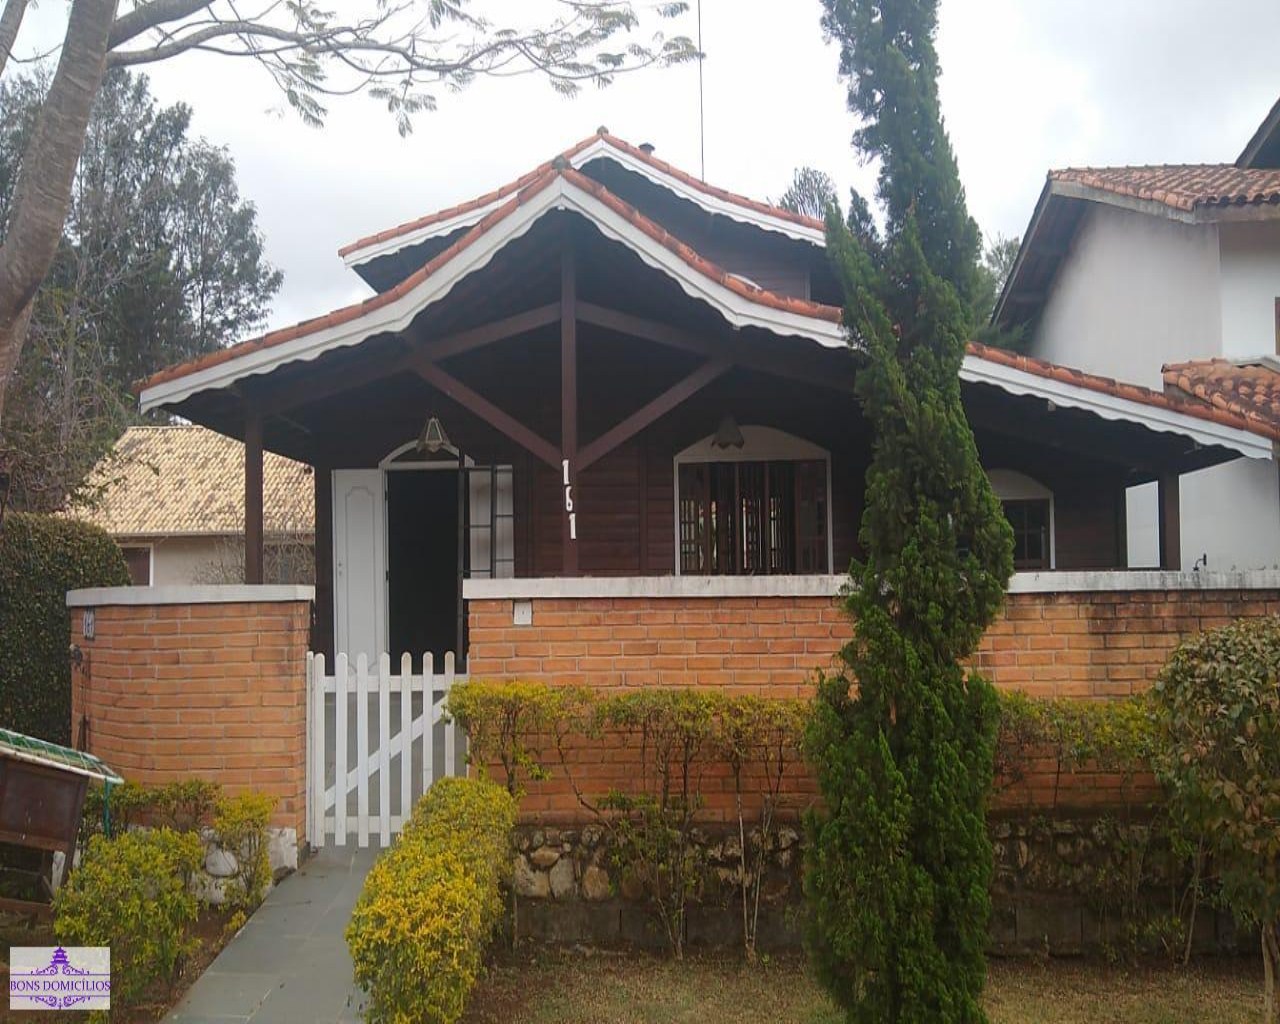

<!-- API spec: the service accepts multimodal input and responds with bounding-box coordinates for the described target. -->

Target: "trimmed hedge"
[346,777,516,1024]
[0,513,128,742]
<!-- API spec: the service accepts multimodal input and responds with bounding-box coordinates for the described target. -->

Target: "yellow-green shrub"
[54,828,203,1010]
[346,777,516,1024]
[213,791,276,911]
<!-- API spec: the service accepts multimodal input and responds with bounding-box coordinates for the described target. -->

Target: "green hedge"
[346,777,516,1024]
[0,512,128,742]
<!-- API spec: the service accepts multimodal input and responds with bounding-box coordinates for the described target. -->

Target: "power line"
[697,0,705,179]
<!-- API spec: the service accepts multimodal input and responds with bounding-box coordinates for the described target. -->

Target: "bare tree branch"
[107,0,216,50]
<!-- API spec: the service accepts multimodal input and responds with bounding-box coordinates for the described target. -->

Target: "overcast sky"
[13,1,1280,330]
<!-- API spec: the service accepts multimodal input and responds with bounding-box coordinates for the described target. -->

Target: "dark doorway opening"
[387,469,459,665]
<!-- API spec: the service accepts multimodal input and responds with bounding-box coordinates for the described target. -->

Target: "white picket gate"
[306,651,467,848]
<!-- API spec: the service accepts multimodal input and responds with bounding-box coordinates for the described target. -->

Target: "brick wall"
[69,594,312,841]
[466,586,1280,821]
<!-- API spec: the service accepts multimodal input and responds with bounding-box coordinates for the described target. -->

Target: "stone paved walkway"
[167,845,378,1023]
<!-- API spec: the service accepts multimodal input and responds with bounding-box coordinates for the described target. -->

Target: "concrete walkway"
[168,845,378,1023]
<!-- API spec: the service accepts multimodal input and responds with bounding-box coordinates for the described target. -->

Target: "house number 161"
[562,459,577,541]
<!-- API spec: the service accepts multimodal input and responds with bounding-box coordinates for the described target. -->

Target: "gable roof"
[338,129,826,269]
[1239,96,1280,169]
[992,163,1280,330]
[139,165,844,410]
[73,426,314,538]
[135,136,1277,465]
[1163,356,1280,437]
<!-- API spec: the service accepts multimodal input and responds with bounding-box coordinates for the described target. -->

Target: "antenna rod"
[697,0,705,179]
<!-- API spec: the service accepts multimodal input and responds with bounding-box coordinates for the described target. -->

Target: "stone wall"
[67,586,314,844]
[508,815,1243,956]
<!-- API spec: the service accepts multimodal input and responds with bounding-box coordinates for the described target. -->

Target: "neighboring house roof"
[135,136,1276,464]
[995,164,1280,330]
[338,129,825,268]
[964,343,1277,458]
[995,97,1280,331]
[1238,96,1280,169]
[1051,165,1280,214]
[1163,356,1280,437]
[74,425,314,538]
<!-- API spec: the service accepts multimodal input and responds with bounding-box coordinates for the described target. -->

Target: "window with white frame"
[675,426,832,576]
[987,469,1055,571]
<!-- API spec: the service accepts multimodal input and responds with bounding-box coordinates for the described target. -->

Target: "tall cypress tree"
[803,2,1014,1021]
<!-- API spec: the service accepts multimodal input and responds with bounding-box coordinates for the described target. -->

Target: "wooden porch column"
[1157,471,1181,571]
[244,411,264,584]
[561,245,579,574]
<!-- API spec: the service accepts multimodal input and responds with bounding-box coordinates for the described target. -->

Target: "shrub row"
[346,777,517,1024]
[0,512,127,743]
[53,778,277,1017]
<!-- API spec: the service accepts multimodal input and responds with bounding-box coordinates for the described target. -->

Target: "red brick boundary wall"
[67,586,313,843]
[464,574,1280,820]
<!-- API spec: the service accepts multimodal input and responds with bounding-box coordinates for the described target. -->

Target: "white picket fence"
[306,652,468,848]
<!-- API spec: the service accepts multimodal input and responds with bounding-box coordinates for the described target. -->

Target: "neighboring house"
[994,99,1280,570]
[132,130,1274,665]
[74,425,314,585]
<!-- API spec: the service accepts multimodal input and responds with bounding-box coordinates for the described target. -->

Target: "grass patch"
[463,951,1262,1024]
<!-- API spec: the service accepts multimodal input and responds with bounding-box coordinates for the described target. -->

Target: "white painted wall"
[1034,205,1222,389]
[1029,204,1280,569]
[151,537,225,585]
[1219,220,1280,359]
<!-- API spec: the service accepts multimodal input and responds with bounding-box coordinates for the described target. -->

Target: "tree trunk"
[0,0,119,429]
[1264,921,1280,1024]
[0,0,30,78]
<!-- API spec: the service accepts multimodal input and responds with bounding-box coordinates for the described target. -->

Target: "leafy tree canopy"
[0,70,280,510]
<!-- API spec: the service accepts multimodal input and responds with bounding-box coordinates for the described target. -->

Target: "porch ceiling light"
[416,415,452,455]
[712,414,745,450]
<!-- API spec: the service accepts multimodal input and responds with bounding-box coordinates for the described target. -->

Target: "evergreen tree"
[804,1,1014,1020]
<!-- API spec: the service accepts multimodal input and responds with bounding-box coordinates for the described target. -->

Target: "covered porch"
[137,178,1273,668]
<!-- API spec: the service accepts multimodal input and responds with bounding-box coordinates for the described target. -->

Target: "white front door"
[332,470,386,661]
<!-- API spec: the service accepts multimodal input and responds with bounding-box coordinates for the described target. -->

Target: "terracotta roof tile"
[1162,357,1280,436]
[72,426,313,537]
[966,342,1280,441]
[339,130,823,260]
[1051,164,1280,213]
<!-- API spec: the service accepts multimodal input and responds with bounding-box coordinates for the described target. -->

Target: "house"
[993,99,1280,571]
[73,425,314,585]
[129,129,1276,666]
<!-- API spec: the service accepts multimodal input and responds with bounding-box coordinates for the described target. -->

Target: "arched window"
[674,426,832,576]
[987,469,1055,571]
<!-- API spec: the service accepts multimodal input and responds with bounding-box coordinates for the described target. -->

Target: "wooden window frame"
[673,426,833,577]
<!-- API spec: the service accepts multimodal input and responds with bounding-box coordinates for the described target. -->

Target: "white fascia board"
[552,184,845,348]
[341,140,827,268]
[569,139,827,246]
[141,178,846,411]
[342,197,509,269]
[961,354,1274,460]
